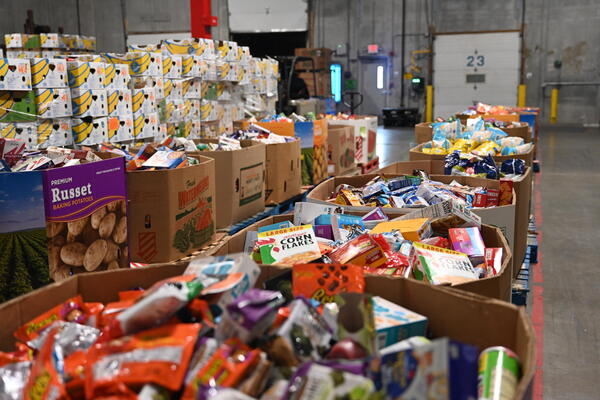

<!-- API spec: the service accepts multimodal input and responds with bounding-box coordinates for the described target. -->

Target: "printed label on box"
[107,89,133,117]
[34,89,72,118]
[72,117,108,145]
[239,162,263,206]
[37,118,72,149]
[0,58,32,90]
[31,58,68,88]
[108,115,134,143]
[71,89,107,117]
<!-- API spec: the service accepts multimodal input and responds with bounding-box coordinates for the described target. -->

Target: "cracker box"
[108,115,134,143]
[71,89,107,117]
[104,63,130,89]
[373,296,428,349]
[0,154,128,300]
[131,87,157,115]
[107,89,133,117]
[0,91,37,122]
[164,78,184,100]
[40,33,61,49]
[30,58,68,88]
[72,117,108,145]
[257,225,321,265]
[36,118,72,148]
[34,88,72,118]
[130,76,164,99]
[67,60,105,89]
[4,33,40,49]
[0,58,32,90]
[162,55,183,79]
[0,122,37,149]
[133,112,159,139]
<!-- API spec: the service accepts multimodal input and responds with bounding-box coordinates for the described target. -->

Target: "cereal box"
[373,296,428,349]
[257,225,321,265]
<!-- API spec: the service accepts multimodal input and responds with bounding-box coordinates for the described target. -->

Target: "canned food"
[478,346,520,400]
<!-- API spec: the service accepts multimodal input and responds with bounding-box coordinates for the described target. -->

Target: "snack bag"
[484,248,503,276]
[292,264,365,303]
[497,136,524,148]
[412,242,478,285]
[0,350,32,400]
[257,225,321,266]
[23,325,67,400]
[472,141,500,156]
[87,323,200,396]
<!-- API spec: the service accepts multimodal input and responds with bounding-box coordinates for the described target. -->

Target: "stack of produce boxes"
[5,33,96,59]
[0,56,36,147]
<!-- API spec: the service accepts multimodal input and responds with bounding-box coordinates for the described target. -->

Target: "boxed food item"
[257,225,321,265]
[104,62,130,89]
[34,88,72,118]
[0,91,36,122]
[67,60,105,89]
[107,115,134,143]
[107,89,133,117]
[70,89,107,117]
[0,58,32,90]
[36,118,72,148]
[72,117,108,145]
[160,38,197,55]
[373,296,428,348]
[30,58,68,88]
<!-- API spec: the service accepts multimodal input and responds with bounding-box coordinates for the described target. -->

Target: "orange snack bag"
[85,323,200,397]
[292,263,365,303]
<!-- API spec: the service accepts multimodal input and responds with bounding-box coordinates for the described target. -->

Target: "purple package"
[362,207,388,222]
[314,224,334,240]
[448,227,485,264]
[449,340,479,400]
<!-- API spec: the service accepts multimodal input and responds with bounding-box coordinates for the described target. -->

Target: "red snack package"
[99,300,134,329]
[499,179,514,206]
[64,349,87,399]
[118,290,145,301]
[15,295,89,344]
[369,235,411,276]
[23,325,68,400]
[86,323,200,397]
[418,236,450,249]
[484,247,503,276]
[0,348,31,366]
[292,264,365,303]
[328,234,388,269]
[182,338,261,400]
[486,188,500,207]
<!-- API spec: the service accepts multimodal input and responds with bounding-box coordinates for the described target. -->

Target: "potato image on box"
[37,118,72,148]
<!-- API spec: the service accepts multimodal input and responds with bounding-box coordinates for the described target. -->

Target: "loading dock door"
[433,31,520,118]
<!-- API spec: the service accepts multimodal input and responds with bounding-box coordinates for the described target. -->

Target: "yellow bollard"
[550,88,558,124]
[518,84,526,107]
[426,85,433,122]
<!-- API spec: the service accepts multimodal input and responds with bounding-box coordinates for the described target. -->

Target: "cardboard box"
[164,78,184,100]
[107,89,133,117]
[131,87,157,115]
[181,55,196,77]
[299,71,331,97]
[37,118,72,148]
[200,100,216,121]
[107,115,134,143]
[30,58,68,88]
[34,88,72,118]
[67,60,105,89]
[133,112,159,140]
[71,89,107,117]
[166,120,201,139]
[409,142,535,166]
[162,55,183,79]
[414,121,531,144]
[72,117,108,145]
[0,154,128,301]
[294,47,333,70]
[130,76,164,99]
[0,91,37,122]
[328,116,378,165]
[262,139,302,204]
[125,155,216,263]
[215,213,512,301]
[4,33,40,49]
[183,78,202,99]
[0,260,535,399]
[104,62,130,89]
[160,38,198,56]
[0,58,32,90]
[0,122,37,149]
[101,52,163,77]
[456,113,520,124]
[192,140,266,228]
[327,125,356,175]
[40,33,61,49]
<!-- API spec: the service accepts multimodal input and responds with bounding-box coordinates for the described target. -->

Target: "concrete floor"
[376,126,600,400]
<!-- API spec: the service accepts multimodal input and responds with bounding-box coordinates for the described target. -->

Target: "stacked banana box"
[5,33,96,59]
[243,57,279,117]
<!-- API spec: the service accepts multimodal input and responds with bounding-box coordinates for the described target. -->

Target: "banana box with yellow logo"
[163,78,183,100]
[101,52,163,77]
[130,76,164,99]
[30,58,68,88]
[238,46,252,63]
[0,91,36,122]
[191,57,209,79]
[214,82,232,101]
[128,44,160,53]
[196,38,216,59]
[40,33,63,49]
[200,120,219,138]
[216,60,230,81]
[216,40,238,62]
[34,88,72,118]
[237,63,251,85]
[70,89,107,117]
[104,63,130,89]
[107,115,134,143]
[0,58,32,90]
[163,55,183,79]
[157,123,168,141]
[6,50,41,59]
[41,50,63,58]
[36,118,72,148]
[200,100,216,121]
[67,60,105,89]
[182,98,200,119]
[0,122,38,149]
[160,39,197,56]
[131,87,157,115]
[72,117,108,145]
[162,99,185,123]
[107,89,133,117]
[4,34,40,49]
[133,112,159,139]
[81,36,97,51]
[61,34,83,50]
[182,78,201,99]
[181,55,197,77]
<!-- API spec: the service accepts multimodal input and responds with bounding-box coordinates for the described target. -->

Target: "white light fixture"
[377,65,384,89]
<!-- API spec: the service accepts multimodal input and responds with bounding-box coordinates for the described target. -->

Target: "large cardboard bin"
[379,161,533,275]
[327,125,356,176]
[414,121,531,144]
[126,155,216,264]
[263,139,302,204]
[214,214,512,301]
[409,142,535,166]
[193,139,266,228]
[0,153,128,302]
[0,260,534,399]
[328,116,377,165]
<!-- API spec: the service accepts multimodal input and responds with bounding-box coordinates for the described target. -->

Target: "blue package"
[473,155,499,179]
[501,158,525,175]
[444,151,462,175]
[257,220,294,233]
[313,214,333,225]
[448,340,479,400]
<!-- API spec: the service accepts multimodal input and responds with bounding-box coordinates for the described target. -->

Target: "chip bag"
[23,325,67,400]
[292,264,365,303]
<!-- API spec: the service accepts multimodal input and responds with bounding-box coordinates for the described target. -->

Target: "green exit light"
[412,78,421,83]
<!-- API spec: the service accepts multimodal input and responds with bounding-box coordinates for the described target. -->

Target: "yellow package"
[371,218,431,241]
[422,147,448,155]
[472,141,500,156]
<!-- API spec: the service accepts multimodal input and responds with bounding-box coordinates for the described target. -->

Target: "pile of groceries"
[430,115,527,131]
[327,172,516,209]
[461,102,519,116]
[420,117,532,156]
[0,253,521,399]
[245,199,502,283]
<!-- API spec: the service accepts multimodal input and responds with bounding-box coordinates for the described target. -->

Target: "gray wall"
[2,0,598,124]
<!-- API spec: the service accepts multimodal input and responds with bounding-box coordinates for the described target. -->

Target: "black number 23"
[467,55,485,67]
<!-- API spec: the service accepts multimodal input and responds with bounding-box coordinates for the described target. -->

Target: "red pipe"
[190,0,218,39]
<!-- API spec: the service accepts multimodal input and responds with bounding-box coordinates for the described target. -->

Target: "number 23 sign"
[466,54,485,67]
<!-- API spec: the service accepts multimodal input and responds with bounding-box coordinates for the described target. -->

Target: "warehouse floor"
[377,125,600,400]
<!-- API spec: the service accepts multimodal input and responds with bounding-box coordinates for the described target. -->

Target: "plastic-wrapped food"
[23,325,67,400]
[501,158,525,176]
[292,264,365,303]
[0,350,31,400]
[472,141,501,156]
[497,136,525,148]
